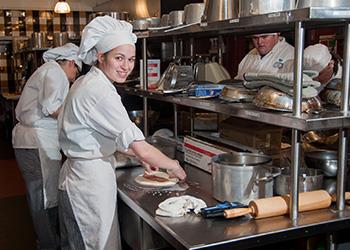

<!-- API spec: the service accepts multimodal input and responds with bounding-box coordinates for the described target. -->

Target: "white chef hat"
[304,44,332,72]
[78,15,137,65]
[43,43,82,71]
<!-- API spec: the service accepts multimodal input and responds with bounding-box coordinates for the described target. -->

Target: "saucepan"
[240,0,296,17]
[253,86,322,112]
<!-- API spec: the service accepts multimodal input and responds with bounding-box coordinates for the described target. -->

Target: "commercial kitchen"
[1,0,350,249]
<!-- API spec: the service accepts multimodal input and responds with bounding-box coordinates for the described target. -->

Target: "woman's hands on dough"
[167,160,186,180]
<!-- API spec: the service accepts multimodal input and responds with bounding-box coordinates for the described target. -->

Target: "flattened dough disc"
[134,171,178,187]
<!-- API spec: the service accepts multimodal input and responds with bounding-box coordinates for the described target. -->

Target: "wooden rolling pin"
[224,190,332,219]
[330,192,350,202]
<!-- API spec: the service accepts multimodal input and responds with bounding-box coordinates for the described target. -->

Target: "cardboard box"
[184,136,230,173]
[219,117,282,155]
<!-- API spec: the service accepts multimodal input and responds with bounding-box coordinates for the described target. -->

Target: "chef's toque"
[304,44,332,72]
[78,15,137,65]
[43,43,82,71]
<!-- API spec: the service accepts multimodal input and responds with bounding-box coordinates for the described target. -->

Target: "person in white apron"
[58,16,186,250]
[12,43,82,250]
[234,33,294,80]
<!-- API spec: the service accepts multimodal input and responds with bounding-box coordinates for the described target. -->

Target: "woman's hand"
[141,160,159,173]
[167,160,187,180]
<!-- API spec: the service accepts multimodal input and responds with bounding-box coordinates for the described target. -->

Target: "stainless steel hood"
[93,0,160,19]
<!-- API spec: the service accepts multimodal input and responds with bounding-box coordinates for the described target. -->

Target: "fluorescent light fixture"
[54,0,71,14]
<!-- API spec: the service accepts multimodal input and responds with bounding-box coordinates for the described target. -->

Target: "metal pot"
[297,0,350,8]
[211,152,279,204]
[168,10,184,27]
[31,32,48,49]
[184,3,205,24]
[132,19,150,31]
[240,0,295,17]
[275,168,323,195]
[160,14,170,27]
[203,0,239,22]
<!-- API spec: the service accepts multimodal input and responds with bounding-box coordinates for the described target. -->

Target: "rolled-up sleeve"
[39,67,68,116]
[86,91,145,150]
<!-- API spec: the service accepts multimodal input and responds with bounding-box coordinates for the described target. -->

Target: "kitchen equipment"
[304,150,347,177]
[194,62,231,83]
[184,3,205,24]
[168,10,184,27]
[224,190,332,219]
[211,152,280,203]
[253,86,322,112]
[53,32,68,47]
[202,0,239,22]
[275,168,324,195]
[200,201,247,217]
[220,84,257,102]
[146,17,161,27]
[160,14,170,27]
[297,0,350,8]
[132,19,150,31]
[128,110,159,130]
[240,0,295,17]
[31,32,48,49]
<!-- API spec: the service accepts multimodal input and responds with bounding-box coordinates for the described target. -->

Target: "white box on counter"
[183,136,230,173]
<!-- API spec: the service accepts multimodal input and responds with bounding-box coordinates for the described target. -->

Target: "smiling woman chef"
[58,16,186,250]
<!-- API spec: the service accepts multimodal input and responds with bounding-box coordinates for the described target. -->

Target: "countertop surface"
[116,164,350,250]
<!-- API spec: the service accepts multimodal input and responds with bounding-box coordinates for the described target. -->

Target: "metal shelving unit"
[130,7,350,223]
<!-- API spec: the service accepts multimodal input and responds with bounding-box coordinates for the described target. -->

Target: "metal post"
[174,103,178,139]
[142,38,148,137]
[190,37,194,66]
[290,21,305,220]
[218,35,223,64]
[336,23,350,211]
[190,107,194,136]
[173,36,177,58]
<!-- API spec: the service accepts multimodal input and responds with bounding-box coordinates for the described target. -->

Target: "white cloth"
[78,16,137,65]
[43,43,82,71]
[235,37,294,80]
[156,195,207,217]
[12,61,68,208]
[304,44,332,72]
[58,66,144,250]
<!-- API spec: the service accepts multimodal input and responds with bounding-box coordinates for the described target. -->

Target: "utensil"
[240,0,295,17]
[275,168,323,195]
[184,3,205,24]
[253,86,322,112]
[160,14,170,26]
[224,190,332,219]
[220,84,257,103]
[211,152,278,203]
[132,19,150,31]
[168,10,184,27]
[304,150,345,177]
[203,0,239,22]
[297,0,350,8]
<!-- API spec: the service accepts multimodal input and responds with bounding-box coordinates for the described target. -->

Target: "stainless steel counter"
[116,164,350,250]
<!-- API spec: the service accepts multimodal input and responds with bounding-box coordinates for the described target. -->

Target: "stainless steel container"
[160,14,170,27]
[132,19,150,31]
[184,3,205,24]
[31,32,48,49]
[203,0,239,22]
[53,32,68,47]
[275,168,323,195]
[304,150,344,177]
[297,0,350,8]
[240,0,295,17]
[211,152,278,204]
[168,10,184,27]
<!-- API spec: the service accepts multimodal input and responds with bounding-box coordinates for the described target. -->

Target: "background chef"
[12,43,81,250]
[58,16,186,250]
[234,33,294,80]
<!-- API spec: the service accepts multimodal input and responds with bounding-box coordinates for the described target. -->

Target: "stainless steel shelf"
[137,7,350,39]
[116,85,350,131]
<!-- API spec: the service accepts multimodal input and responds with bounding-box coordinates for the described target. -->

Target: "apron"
[59,156,120,250]
[36,127,61,209]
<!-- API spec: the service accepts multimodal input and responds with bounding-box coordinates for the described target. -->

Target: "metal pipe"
[174,103,178,139]
[336,23,350,211]
[142,38,148,136]
[190,107,194,136]
[173,36,177,58]
[289,21,305,221]
[190,37,194,66]
[218,35,223,64]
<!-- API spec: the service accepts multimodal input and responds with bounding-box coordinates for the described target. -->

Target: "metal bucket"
[211,152,279,204]
[240,0,295,17]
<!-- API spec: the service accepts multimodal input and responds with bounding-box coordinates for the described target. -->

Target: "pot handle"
[256,170,282,182]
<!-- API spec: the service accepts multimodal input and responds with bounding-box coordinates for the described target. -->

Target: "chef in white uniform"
[234,33,294,80]
[58,16,186,250]
[12,43,82,250]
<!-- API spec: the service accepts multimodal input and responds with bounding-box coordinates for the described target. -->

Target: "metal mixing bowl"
[304,150,343,177]
[128,110,159,129]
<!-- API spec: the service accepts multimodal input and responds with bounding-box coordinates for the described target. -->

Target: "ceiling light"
[54,0,71,14]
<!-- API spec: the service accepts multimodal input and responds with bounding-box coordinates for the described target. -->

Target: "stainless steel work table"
[116,164,350,250]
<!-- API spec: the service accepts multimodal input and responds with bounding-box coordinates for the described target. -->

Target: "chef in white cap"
[235,33,294,80]
[12,42,81,250]
[58,16,186,250]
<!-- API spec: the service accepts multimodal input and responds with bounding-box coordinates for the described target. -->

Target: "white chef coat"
[58,66,144,250]
[235,37,294,80]
[12,61,69,209]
